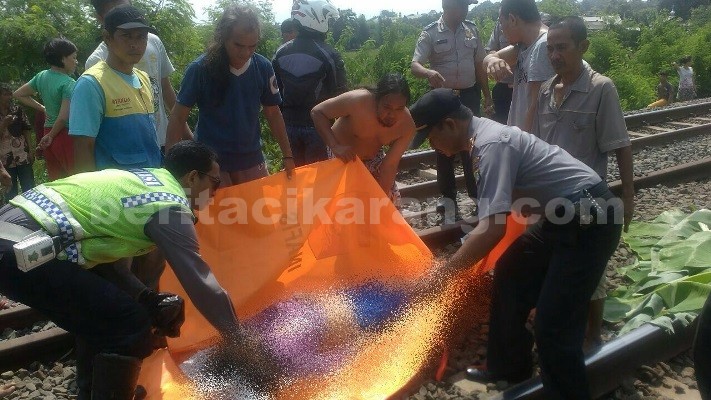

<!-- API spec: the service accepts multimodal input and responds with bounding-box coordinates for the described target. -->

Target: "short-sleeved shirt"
[0,105,32,168]
[678,67,694,89]
[412,17,486,90]
[657,81,673,101]
[69,70,143,138]
[485,21,513,85]
[28,69,76,128]
[470,117,601,220]
[86,33,175,146]
[532,65,630,179]
[508,32,555,129]
[176,53,282,171]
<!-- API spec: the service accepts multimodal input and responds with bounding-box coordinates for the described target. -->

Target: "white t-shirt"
[86,33,175,146]
[678,66,694,89]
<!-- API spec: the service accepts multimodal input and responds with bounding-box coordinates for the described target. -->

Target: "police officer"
[409,89,623,400]
[0,141,242,399]
[411,0,491,223]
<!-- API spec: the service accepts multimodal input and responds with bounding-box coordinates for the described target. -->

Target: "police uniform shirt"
[412,17,486,90]
[470,117,601,220]
[532,63,630,179]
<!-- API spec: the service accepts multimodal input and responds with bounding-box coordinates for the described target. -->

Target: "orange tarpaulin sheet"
[138,159,525,399]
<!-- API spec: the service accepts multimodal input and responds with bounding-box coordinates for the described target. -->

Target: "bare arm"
[411,61,445,88]
[72,136,96,173]
[442,215,507,277]
[483,45,518,82]
[522,81,543,132]
[13,84,45,113]
[378,123,415,197]
[38,99,70,150]
[262,105,294,179]
[0,159,10,188]
[165,103,193,151]
[615,145,634,232]
[161,77,177,115]
[311,92,359,162]
[476,59,492,114]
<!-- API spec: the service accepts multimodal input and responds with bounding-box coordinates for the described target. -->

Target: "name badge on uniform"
[436,39,448,44]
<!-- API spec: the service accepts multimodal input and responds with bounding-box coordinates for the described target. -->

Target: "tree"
[537,0,580,19]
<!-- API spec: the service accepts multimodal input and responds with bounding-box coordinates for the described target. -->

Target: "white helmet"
[291,0,340,33]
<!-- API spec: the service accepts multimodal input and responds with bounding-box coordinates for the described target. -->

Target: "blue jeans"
[6,163,35,199]
[486,200,622,399]
[286,125,328,167]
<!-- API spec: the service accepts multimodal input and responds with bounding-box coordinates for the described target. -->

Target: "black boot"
[91,353,142,400]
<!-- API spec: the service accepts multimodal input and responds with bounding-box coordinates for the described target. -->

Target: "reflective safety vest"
[10,168,192,268]
[83,61,161,169]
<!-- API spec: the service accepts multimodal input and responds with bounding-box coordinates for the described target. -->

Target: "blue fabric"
[285,125,328,167]
[176,54,282,171]
[347,282,407,330]
[68,76,105,138]
[5,164,35,200]
[69,70,160,170]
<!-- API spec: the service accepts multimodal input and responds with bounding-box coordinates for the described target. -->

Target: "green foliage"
[585,30,627,75]
[606,209,711,335]
[538,0,580,19]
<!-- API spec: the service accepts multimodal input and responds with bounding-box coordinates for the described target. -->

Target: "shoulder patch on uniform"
[417,31,429,45]
[499,129,511,143]
[270,75,279,95]
[129,168,164,187]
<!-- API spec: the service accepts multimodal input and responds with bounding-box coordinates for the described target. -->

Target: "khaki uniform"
[412,17,486,90]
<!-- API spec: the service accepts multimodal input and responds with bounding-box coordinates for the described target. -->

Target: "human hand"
[427,69,446,88]
[485,57,513,82]
[37,134,53,150]
[623,194,634,233]
[483,96,494,116]
[330,144,357,162]
[137,289,185,338]
[283,157,295,179]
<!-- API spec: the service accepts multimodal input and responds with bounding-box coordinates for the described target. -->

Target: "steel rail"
[397,100,711,171]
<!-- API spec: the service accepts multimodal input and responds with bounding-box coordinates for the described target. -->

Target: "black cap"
[104,5,154,33]
[408,88,462,149]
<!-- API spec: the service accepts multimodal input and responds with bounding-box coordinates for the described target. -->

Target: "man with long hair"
[167,4,295,185]
[311,73,415,204]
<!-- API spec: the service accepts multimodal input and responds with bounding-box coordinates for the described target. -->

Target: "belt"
[0,221,35,243]
[565,181,614,204]
[451,85,479,96]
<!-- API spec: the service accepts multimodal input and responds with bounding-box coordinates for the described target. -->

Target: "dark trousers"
[487,207,622,399]
[492,82,513,124]
[6,163,35,199]
[695,293,711,399]
[437,85,480,204]
[286,125,329,167]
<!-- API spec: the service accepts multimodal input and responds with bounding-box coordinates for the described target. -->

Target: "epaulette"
[463,20,477,27]
[423,21,438,31]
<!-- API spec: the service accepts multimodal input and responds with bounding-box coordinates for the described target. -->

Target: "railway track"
[1,100,710,398]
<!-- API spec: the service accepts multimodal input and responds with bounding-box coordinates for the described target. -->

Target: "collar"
[230,57,252,76]
[437,16,464,33]
[544,62,592,95]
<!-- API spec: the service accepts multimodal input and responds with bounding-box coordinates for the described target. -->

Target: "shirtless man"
[311,73,415,204]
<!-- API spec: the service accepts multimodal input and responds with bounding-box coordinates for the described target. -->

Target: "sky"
[187,0,448,23]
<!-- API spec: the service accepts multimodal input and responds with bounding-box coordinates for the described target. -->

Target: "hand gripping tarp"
[137,159,525,399]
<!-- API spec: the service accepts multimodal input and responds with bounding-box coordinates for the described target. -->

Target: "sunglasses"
[197,171,221,189]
